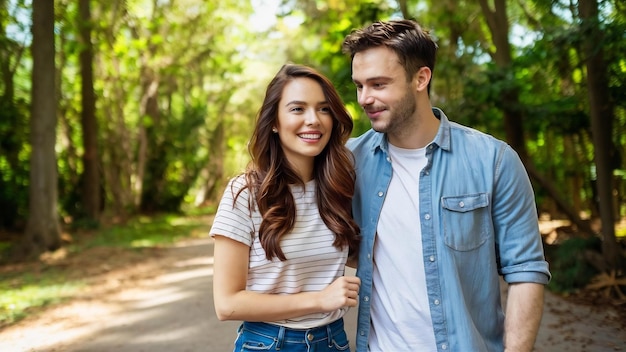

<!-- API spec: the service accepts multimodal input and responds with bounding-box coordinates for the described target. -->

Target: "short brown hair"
[343,19,438,91]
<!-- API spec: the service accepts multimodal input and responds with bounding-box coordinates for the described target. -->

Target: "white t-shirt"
[210,175,348,329]
[369,144,437,351]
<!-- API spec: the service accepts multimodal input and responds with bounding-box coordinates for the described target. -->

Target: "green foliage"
[1,0,624,271]
[455,64,510,138]
[0,98,30,230]
[277,1,391,89]
[140,104,208,213]
[82,214,208,249]
[545,237,602,293]
[604,18,626,113]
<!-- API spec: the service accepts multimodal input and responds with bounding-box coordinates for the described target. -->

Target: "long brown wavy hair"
[234,63,360,261]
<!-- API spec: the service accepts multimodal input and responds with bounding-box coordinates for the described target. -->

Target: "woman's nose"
[304,109,321,126]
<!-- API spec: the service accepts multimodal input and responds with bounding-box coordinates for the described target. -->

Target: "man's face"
[351,46,417,135]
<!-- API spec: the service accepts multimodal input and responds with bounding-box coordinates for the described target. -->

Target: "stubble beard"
[372,89,417,138]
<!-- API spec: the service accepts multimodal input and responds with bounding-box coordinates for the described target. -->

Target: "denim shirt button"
[360,330,365,336]
[441,343,448,350]
[429,255,435,262]
[386,156,391,162]
[434,299,440,305]
[424,214,431,220]
[459,201,465,207]
[368,253,372,259]
[363,296,369,302]
[377,191,384,197]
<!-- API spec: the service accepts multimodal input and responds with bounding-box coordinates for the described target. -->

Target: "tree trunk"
[564,136,583,213]
[97,1,135,216]
[21,0,61,257]
[201,119,225,204]
[477,0,527,161]
[136,73,159,210]
[397,0,409,19]
[101,54,135,216]
[78,0,101,221]
[556,47,585,217]
[579,0,620,270]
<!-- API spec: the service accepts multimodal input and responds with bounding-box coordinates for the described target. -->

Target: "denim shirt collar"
[368,106,451,154]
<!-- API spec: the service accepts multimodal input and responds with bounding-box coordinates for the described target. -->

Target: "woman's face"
[274,77,333,178]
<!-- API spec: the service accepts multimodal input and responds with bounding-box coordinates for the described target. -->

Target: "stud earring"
[272,128,278,133]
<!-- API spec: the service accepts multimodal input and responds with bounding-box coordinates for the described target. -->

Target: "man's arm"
[504,282,545,352]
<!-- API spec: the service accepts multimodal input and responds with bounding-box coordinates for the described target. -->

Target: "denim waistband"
[241,318,345,349]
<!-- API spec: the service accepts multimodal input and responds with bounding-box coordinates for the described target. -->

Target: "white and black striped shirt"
[210,175,348,328]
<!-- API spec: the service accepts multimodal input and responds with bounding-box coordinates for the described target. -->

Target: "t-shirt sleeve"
[209,175,255,247]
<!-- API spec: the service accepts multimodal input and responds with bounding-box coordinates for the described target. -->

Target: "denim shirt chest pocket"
[441,193,490,251]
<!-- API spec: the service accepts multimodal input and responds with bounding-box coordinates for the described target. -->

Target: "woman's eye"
[319,106,331,113]
[290,107,304,112]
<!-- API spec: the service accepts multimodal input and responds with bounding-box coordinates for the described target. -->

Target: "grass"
[79,213,211,249]
[0,212,214,328]
[0,270,84,325]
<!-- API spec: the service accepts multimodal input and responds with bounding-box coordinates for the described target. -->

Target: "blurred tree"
[77,0,101,223]
[579,0,619,270]
[21,0,61,257]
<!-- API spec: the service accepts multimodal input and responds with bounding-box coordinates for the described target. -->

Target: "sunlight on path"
[0,238,623,352]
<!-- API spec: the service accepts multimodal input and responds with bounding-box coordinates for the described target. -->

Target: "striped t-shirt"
[210,175,349,329]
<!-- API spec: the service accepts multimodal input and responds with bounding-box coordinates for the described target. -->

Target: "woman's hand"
[317,276,361,311]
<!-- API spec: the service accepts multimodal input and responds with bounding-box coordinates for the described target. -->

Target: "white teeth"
[299,133,321,139]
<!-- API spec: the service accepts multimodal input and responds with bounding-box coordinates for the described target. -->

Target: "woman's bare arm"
[212,235,360,322]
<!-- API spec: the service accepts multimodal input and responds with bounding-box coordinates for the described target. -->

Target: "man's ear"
[415,66,432,92]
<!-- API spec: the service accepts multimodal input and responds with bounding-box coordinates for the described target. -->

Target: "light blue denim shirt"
[348,108,551,352]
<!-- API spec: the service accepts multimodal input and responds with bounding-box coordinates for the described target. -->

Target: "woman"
[211,64,361,351]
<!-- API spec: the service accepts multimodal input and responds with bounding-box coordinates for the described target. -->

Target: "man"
[342,19,551,351]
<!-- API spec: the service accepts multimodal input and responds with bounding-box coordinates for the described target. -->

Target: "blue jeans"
[233,318,351,352]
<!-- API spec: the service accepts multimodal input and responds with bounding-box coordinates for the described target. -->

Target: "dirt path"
[0,236,624,352]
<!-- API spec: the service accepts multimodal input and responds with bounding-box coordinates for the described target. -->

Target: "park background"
[0,0,625,332]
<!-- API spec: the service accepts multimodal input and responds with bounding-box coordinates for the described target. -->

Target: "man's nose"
[358,88,374,106]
